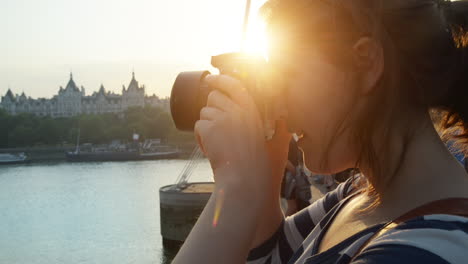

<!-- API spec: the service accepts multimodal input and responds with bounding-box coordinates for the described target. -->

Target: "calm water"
[0,160,213,264]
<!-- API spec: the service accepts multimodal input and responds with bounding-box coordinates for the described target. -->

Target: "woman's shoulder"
[351,214,468,264]
[321,173,365,207]
[291,174,363,230]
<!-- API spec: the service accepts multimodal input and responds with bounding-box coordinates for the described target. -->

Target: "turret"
[65,72,80,92]
[127,71,139,91]
[4,89,15,101]
[19,92,27,102]
[98,84,106,94]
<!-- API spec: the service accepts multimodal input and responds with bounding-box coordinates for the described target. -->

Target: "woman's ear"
[352,37,384,95]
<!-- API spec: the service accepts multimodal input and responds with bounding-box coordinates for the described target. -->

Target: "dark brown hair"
[261,0,468,199]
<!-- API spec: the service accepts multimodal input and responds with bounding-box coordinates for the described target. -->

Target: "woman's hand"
[195,75,271,195]
[173,75,291,264]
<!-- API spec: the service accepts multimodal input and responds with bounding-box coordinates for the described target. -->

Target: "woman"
[173,0,468,263]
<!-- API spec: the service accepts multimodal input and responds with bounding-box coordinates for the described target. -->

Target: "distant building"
[1,72,169,117]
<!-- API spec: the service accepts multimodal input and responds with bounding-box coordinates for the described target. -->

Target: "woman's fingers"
[205,75,250,107]
[206,90,240,113]
[194,119,212,154]
[200,106,223,121]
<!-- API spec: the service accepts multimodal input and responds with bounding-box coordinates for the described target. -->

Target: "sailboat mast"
[75,127,80,153]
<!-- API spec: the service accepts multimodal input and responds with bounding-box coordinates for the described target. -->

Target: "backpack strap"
[351,198,468,262]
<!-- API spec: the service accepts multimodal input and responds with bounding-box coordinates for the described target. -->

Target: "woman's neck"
[362,115,468,217]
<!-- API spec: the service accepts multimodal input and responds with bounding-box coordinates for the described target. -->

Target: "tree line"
[0,106,194,148]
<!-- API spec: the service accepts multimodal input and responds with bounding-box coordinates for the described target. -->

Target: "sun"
[242,0,269,59]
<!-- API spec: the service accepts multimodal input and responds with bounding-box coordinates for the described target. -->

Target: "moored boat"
[0,153,30,165]
[65,149,180,162]
[65,138,180,162]
[66,131,181,162]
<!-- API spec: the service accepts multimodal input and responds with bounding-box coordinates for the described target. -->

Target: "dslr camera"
[170,52,284,139]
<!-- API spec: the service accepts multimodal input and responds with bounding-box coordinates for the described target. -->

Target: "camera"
[170,52,284,139]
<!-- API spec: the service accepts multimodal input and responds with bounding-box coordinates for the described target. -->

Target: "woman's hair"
[261,0,468,199]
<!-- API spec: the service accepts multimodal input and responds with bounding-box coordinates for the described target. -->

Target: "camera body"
[170,52,283,139]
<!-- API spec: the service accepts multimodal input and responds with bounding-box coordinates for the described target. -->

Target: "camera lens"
[170,71,211,131]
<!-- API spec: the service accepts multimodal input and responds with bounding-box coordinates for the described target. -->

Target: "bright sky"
[0,0,267,99]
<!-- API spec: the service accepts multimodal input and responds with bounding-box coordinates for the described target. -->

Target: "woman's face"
[270,49,359,174]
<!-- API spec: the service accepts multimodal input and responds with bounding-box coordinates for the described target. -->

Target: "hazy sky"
[0,0,267,99]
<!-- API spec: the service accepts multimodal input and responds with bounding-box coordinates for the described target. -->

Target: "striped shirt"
[247,176,468,264]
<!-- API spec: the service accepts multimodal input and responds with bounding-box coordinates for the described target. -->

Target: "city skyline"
[1,70,167,118]
[4,71,167,99]
[1,0,268,99]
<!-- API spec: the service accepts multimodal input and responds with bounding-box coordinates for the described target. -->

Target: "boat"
[65,138,180,162]
[66,148,180,162]
[0,153,29,165]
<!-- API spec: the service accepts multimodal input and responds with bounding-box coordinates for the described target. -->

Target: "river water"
[0,159,213,264]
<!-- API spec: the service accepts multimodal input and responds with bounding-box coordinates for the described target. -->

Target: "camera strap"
[350,197,468,261]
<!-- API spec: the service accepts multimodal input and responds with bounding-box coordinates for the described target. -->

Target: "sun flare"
[243,6,269,59]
